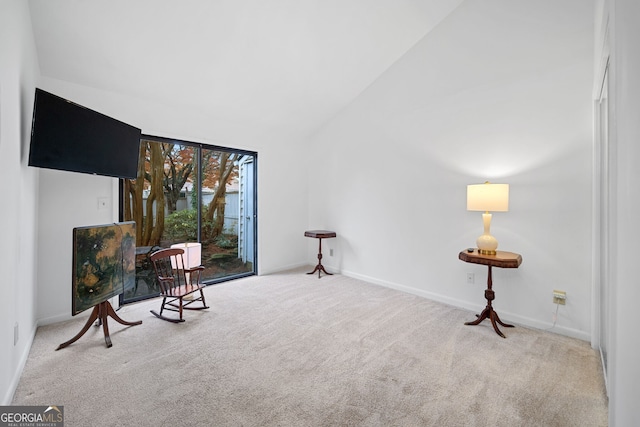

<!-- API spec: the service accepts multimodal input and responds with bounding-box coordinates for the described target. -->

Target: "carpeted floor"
[12,268,608,426]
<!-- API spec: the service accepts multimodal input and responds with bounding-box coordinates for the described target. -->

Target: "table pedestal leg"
[56,301,142,349]
[307,238,332,278]
[465,265,514,338]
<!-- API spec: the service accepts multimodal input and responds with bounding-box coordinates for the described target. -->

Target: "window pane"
[199,148,255,282]
[120,137,256,304]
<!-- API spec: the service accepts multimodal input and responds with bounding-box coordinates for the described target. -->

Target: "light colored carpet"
[13,268,608,426]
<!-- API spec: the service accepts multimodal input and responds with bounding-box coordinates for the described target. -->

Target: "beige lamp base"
[475,212,498,255]
[476,233,498,256]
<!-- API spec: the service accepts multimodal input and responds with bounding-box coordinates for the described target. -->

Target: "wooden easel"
[56,301,142,350]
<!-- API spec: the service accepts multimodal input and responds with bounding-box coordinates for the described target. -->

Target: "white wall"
[607,1,640,424]
[307,0,594,339]
[4,0,639,423]
[0,0,40,405]
[36,169,117,323]
[34,77,310,324]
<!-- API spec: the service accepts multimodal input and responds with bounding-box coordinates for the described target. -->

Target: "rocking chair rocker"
[149,247,209,323]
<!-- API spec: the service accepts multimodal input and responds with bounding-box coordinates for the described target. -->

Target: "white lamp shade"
[170,242,202,269]
[467,183,509,212]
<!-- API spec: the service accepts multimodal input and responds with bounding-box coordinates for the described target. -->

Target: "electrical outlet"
[329,249,333,256]
[467,273,475,284]
[553,290,566,305]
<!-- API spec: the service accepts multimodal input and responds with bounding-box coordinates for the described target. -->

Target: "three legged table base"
[307,262,332,278]
[465,305,514,338]
[304,230,336,278]
[464,264,514,338]
[56,301,142,350]
[458,250,522,338]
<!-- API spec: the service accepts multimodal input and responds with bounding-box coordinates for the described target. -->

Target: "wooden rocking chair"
[149,247,209,323]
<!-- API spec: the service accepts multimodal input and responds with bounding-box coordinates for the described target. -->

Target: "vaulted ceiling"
[28,0,464,137]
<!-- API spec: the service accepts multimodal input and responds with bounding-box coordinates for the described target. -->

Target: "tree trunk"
[143,142,165,246]
[123,179,133,221]
[212,196,226,238]
[204,152,237,239]
[162,143,193,216]
[130,142,147,245]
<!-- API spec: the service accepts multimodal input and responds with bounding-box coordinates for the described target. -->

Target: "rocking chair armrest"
[185,265,205,273]
[157,276,174,285]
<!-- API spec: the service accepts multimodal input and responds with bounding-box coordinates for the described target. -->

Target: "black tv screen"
[29,88,141,179]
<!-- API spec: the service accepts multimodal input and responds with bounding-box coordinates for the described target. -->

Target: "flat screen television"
[28,88,141,179]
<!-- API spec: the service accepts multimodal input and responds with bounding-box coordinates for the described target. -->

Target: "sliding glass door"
[120,136,257,303]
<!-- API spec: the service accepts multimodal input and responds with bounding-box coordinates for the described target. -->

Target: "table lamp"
[467,182,509,255]
[170,242,202,299]
[170,242,202,271]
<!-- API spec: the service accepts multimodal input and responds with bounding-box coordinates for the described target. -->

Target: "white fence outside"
[144,190,240,235]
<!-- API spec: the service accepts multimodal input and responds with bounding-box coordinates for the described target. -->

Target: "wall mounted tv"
[28,88,141,179]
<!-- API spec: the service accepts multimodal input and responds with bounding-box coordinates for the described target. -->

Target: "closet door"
[594,61,610,394]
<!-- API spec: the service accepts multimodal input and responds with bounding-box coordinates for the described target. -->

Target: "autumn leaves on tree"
[123,139,238,247]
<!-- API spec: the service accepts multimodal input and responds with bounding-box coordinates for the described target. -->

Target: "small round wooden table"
[458,249,522,338]
[305,230,336,278]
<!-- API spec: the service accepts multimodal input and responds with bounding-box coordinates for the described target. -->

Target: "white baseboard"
[2,325,37,405]
[341,269,590,342]
[6,309,99,404]
[258,262,309,276]
[37,312,74,326]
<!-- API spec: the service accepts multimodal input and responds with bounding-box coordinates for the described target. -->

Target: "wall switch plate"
[329,249,334,256]
[97,197,109,210]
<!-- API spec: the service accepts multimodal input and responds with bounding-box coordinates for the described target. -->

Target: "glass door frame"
[119,134,258,305]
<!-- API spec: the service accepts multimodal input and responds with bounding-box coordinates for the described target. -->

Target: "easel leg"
[105,301,143,327]
[100,303,112,348]
[56,305,100,350]
[56,301,142,350]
